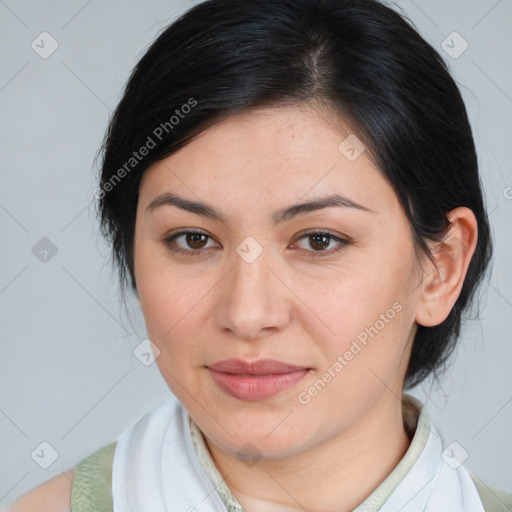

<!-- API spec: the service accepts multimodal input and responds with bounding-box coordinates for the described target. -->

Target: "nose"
[214,244,292,341]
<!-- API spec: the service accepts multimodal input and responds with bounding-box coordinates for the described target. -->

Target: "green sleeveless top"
[70,442,116,512]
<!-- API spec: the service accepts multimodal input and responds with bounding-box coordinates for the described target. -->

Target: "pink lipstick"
[207,358,310,400]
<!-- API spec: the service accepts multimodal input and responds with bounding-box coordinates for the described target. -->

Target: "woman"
[8,0,511,510]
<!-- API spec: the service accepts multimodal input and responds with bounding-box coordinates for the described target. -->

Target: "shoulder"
[7,441,117,512]
[469,472,512,512]
[69,441,116,512]
[8,469,74,512]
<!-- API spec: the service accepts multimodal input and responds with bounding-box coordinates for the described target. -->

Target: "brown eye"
[163,230,220,256]
[185,232,209,249]
[309,233,331,251]
[294,231,350,257]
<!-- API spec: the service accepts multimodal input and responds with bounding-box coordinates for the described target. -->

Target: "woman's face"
[133,105,426,459]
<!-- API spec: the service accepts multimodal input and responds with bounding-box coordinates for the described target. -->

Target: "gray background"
[1,0,511,506]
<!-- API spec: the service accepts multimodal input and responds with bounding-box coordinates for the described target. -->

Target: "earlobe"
[415,207,478,327]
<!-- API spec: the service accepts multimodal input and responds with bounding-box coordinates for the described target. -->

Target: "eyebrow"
[146,192,374,225]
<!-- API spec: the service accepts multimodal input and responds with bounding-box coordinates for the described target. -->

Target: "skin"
[131,104,477,512]
[9,469,74,512]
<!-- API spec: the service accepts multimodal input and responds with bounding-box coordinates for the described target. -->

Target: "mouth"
[206,358,312,401]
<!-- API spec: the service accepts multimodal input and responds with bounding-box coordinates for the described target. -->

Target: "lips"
[208,358,309,375]
[206,358,311,400]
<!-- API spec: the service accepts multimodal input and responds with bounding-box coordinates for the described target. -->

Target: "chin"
[200,409,316,460]
[219,431,307,461]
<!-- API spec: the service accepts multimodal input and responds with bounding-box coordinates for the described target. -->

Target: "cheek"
[306,262,408,341]
[307,253,415,384]
[297,284,411,428]
[135,230,200,317]
[135,263,212,403]
[134,239,197,350]
[137,271,209,348]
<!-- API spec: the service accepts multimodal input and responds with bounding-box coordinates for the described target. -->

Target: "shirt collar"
[188,394,430,511]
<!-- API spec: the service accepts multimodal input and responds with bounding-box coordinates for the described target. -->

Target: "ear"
[415,207,478,327]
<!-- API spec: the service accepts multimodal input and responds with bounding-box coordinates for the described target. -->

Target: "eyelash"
[162,230,350,258]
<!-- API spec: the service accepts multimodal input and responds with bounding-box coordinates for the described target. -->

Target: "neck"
[204,393,414,512]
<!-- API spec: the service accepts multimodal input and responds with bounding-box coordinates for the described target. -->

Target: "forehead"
[138,105,399,217]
